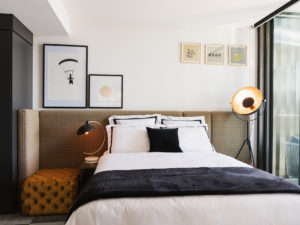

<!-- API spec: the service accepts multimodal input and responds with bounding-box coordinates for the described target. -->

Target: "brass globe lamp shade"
[232,87,263,115]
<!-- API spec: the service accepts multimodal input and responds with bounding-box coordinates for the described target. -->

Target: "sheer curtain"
[273,15,300,184]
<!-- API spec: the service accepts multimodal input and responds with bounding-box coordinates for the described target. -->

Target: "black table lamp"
[231,87,266,166]
[77,120,106,163]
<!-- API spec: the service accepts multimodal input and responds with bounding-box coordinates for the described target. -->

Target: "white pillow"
[162,120,203,126]
[106,125,162,153]
[161,115,206,126]
[115,118,157,125]
[165,125,213,153]
[108,114,161,125]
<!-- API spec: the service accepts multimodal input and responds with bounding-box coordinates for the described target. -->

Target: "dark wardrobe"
[0,14,33,213]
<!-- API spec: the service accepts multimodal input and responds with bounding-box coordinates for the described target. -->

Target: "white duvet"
[66,152,300,225]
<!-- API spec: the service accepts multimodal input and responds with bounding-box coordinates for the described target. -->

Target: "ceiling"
[285,1,300,12]
[0,0,69,35]
[0,0,292,34]
[62,0,289,27]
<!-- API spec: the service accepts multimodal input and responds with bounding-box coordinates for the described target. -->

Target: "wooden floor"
[0,212,66,225]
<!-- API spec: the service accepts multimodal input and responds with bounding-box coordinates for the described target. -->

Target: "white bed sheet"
[95,152,251,173]
[67,152,300,225]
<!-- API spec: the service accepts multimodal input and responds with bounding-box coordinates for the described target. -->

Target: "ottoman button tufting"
[21,168,80,216]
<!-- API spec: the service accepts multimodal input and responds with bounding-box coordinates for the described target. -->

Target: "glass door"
[273,12,300,184]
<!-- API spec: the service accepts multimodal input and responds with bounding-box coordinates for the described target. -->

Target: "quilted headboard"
[18,110,250,185]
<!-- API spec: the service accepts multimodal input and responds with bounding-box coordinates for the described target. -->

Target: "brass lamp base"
[84,156,99,163]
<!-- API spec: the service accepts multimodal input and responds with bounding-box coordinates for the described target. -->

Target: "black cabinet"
[0,14,33,213]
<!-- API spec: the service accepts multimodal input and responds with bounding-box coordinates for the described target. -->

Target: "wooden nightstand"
[79,161,98,192]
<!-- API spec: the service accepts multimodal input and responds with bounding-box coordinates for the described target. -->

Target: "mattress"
[66,152,300,225]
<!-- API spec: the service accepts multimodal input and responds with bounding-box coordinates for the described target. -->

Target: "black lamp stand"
[235,120,255,166]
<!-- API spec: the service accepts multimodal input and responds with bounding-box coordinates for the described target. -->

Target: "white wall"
[33,21,255,110]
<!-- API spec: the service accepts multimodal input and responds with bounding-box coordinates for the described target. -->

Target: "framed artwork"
[205,44,224,65]
[181,42,201,63]
[89,74,123,108]
[43,44,88,108]
[228,45,247,66]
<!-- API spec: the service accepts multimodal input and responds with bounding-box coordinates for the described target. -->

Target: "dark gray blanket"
[68,167,300,221]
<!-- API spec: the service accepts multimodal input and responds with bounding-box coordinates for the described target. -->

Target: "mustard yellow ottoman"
[21,168,80,215]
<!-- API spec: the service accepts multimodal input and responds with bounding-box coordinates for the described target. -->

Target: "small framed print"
[89,74,123,108]
[181,42,201,63]
[228,45,247,66]
[43,44,88,108]
[205,44,224,65]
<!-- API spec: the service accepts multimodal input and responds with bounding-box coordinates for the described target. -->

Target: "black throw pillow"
[146,127,182,153]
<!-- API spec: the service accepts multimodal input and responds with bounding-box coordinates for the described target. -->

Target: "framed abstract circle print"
[89,74,123,108]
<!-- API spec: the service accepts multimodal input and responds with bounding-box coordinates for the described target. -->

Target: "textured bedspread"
[68,167,300,221]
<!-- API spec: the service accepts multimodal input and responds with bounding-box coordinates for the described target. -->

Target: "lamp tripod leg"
[247,138,255,167]
[236,139,247,159]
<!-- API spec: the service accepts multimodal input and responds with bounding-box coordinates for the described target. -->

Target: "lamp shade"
[77,120,96,135]
[232,87,263,115]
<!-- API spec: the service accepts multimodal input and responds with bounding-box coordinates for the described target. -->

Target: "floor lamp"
[231,87,266,166]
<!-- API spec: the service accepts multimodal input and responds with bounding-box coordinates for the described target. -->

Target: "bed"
[65,114,300,225]
[16,110,300,224]
[66,152,300,225]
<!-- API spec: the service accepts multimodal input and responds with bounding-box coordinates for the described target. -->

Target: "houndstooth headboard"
[18,110,250,185]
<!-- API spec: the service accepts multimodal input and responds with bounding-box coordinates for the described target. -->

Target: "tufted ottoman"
[21,168,80,215]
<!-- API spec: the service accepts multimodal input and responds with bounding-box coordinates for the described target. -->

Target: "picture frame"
[181,42,201,63]
[228,45,247,66]
[43,44,88,108]
[205,44,224,65]
[89,74,123,108]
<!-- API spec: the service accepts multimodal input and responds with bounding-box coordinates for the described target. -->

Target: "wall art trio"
[181,42,247,66]
[43,42,246,108]
[43,44,123,108]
